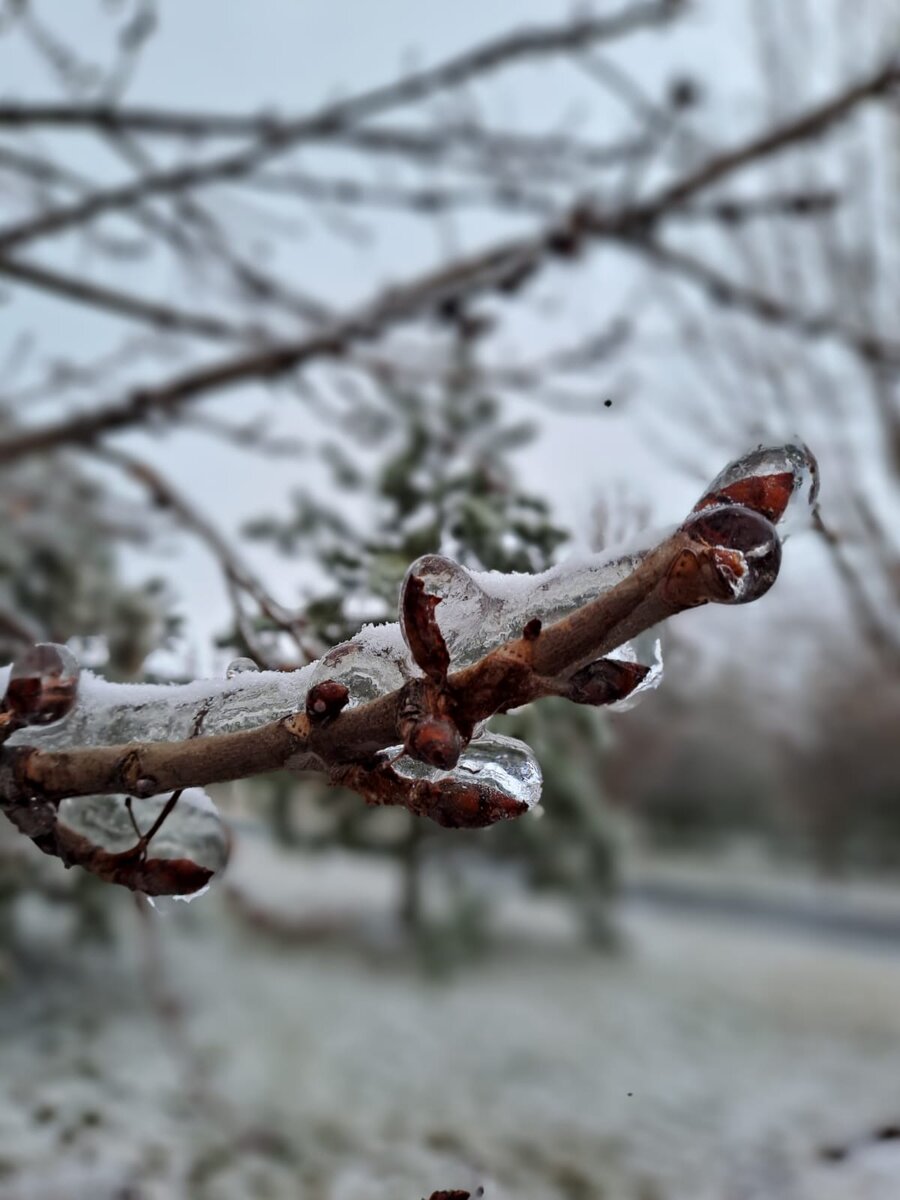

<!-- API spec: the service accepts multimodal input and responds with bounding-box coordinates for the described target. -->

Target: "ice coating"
[0,536,666,752]
[3,642,80,726]
[56,787,229,876]
[306,621,418,705]
[0,442,811,754]
[392,732,543,812]
[2,665,318,748]
[605,636,663,710]
[400,536,657,671]
[1,628,419,751]
[680,505,782,604]
[693,442,819,532]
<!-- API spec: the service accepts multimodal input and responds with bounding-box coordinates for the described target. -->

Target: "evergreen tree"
[245,342,620,956]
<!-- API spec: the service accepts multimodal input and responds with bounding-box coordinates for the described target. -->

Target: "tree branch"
[0,0,678,253]
[96,447,317,664]
[0,440,807,890]
[0,255,259,342]
[0,57,893,466]
[0,514,778,804]
[627,236,900,366]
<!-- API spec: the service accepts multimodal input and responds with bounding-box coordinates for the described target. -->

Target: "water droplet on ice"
[226,657,260,678]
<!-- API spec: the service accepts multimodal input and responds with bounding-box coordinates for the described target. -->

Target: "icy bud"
[552,638,662,712]
[604,637,664,711]
[226,656,260,678]
[397,678,462,769]
[693,442,819,531]
[405,716,463,770]
[394,732,542,827]
[55,788,229,897]
[565,657,652,707]
[3,643,80,726]
[680,505,781,604]
[400,572,450,683]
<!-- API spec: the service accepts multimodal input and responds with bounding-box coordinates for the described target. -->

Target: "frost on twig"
[0,444,818,895]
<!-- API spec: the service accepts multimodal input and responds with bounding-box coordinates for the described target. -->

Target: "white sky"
[0,0,886,679]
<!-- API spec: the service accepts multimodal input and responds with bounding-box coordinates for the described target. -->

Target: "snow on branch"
[0,444,818,897]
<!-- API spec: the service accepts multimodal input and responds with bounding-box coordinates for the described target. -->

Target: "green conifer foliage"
[245,343,619,954]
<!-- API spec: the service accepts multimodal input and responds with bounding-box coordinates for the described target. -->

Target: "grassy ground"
[3,841,900,1200]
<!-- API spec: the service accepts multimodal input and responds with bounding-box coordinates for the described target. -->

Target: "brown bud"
[566,658,651,706]
[3,643,80,726]
[305,680,350,723]
[682,505,781,604]
[400,573,450,683]
[405,717,463,771]
[693,471,795,525]
[692,443,819,526]
[426,777,529,829]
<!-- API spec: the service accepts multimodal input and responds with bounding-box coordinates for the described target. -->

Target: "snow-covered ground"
[3,842,900,1200]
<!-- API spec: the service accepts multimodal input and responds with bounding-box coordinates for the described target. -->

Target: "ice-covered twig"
[0,444,818,894]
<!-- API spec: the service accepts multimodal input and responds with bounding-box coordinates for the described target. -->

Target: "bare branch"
[96,447,317,664]
[0,255,261,341]
[644,57,900,214]
[0,56,894,465]
[0,519,768,804]
[628,236,900,366]
[0,1,678,253]
[0,107,651,173]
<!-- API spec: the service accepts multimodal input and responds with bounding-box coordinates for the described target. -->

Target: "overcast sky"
[1,0,882,679]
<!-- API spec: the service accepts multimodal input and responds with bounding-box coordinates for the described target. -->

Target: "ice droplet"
[606,636,664,710]
[3,642,80,726]
[392,732,543,812]
[401,543,649,671]
[681,505,782,604]
[225,657,260,678]
[694,442,819,532]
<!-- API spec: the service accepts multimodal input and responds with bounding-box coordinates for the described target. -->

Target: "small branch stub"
[305,679,350,723]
